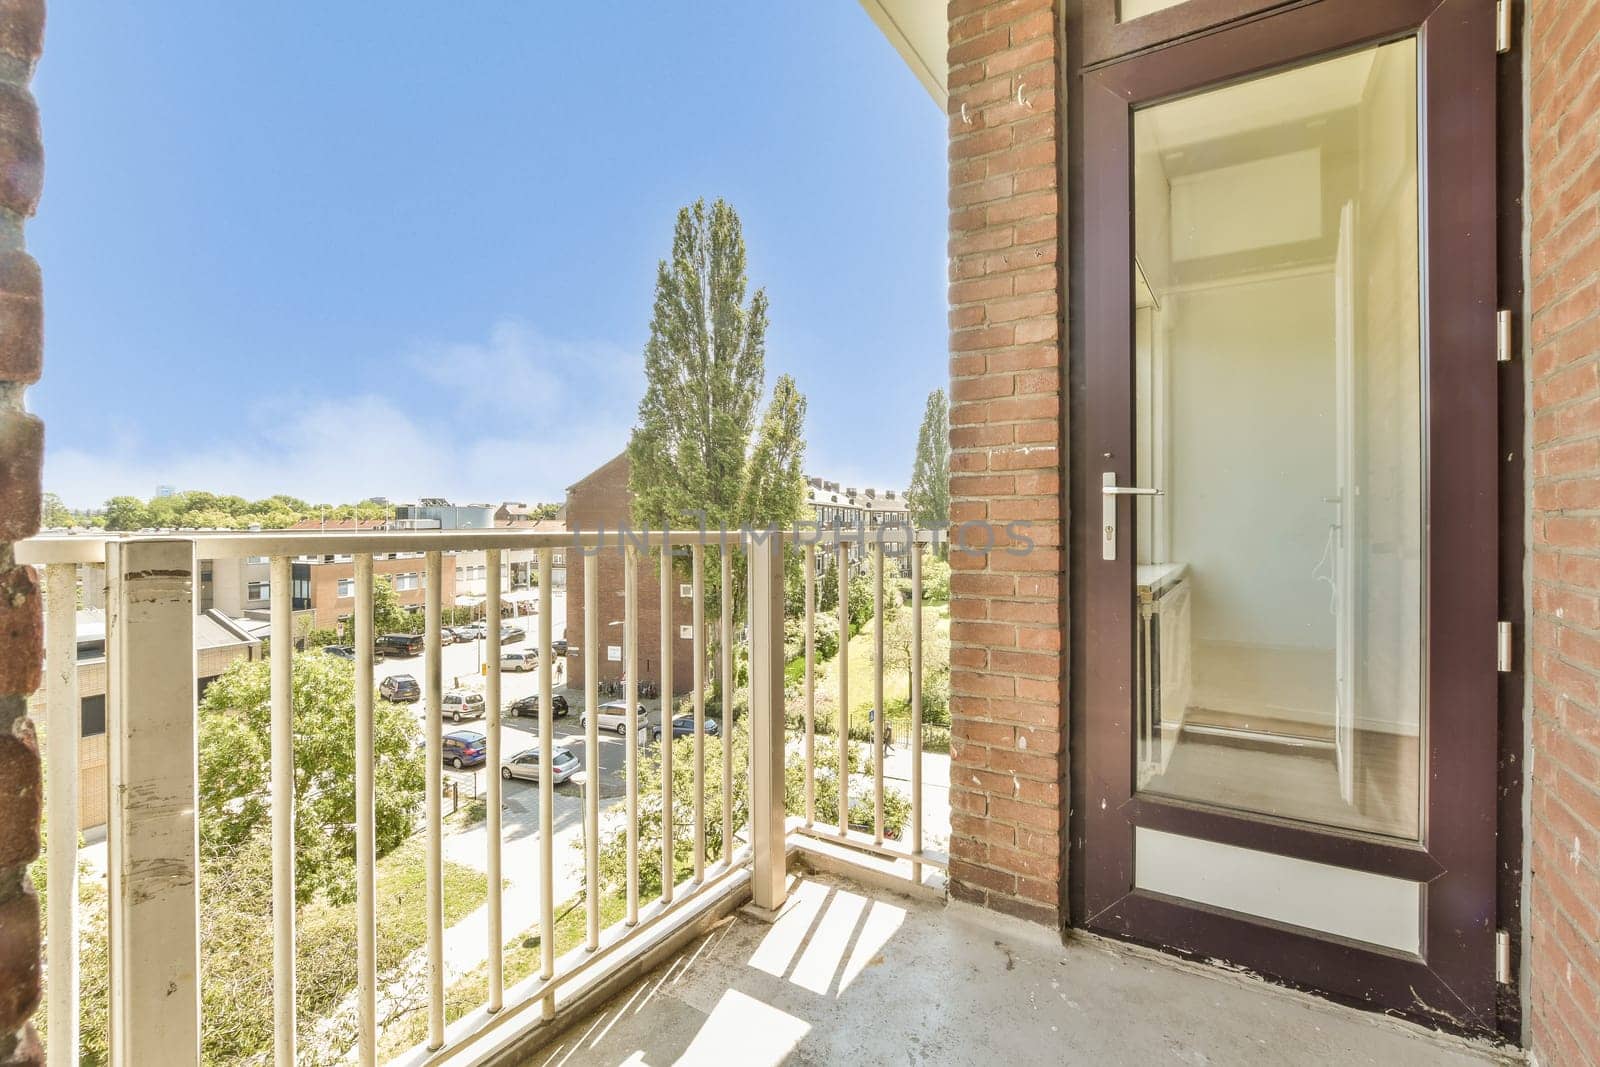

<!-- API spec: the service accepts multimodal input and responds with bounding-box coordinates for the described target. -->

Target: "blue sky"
[31,3,946,509]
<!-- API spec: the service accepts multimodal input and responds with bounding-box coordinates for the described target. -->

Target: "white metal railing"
[19,524,944,1066]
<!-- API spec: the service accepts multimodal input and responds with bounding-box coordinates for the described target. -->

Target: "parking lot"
[370,597,701,798]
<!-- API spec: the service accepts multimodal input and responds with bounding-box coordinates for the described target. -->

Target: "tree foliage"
[907,388,950,532]
[627,198,807,534]
[94,489,392,531]
[198,651,424,904]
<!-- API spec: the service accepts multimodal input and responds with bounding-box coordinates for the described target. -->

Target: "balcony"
[19,527,1502,1066]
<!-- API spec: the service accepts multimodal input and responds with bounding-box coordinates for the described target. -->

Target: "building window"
[456,566,465,579]
[81,694,106,737]
[247,555,268,565]
[679,624,693,640]
[247,581,270,601]
[395,573,420,592]
[337,578,355,598]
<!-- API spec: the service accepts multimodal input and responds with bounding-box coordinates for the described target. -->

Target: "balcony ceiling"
[860,0,947,106]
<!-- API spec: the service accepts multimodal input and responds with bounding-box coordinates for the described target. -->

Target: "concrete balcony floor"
[525,873,1512,1066]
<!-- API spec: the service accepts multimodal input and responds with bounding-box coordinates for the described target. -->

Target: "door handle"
[1102,472,1163,561]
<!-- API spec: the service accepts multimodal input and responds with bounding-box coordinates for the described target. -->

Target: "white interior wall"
[1168,273,1337,721]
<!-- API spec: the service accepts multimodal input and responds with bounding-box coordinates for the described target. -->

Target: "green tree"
[921,554,951,603]
[627,198,807,536]
[907,388,950,533]
[103,495,149,530]
[197,652,424,904]
[41,491,74,528]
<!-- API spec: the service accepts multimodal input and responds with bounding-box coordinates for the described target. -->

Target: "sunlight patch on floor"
[674,989,810,1066]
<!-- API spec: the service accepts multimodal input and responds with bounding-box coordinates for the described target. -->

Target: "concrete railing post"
[748,535,788,912]
[105,539,200,1066]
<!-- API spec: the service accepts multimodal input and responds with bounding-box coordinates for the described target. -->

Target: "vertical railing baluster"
[659,545,674,903]
[105,541,200,1067]
[692,543,706,882]
[836,540,849,837]
[624,544,639,924]
[748,535,788,912]
[583,546,600,951]
[269,554,297,1067]
[354,553,378,1065]
[44,563,79,1067]
[720,547,734,863]
[803,543,815,827]
[538,549,555,1019]
[910,540,924,883]
[872,540,885,845]
[424,551,445,1050]
[485,547,504,1013]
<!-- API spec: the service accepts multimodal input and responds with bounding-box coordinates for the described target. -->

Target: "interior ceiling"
[1141,49,1376,156]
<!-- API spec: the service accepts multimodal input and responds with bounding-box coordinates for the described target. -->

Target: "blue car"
[650,715,721,743]
[443,731,487,769]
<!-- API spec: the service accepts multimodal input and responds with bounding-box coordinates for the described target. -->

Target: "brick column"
[0,2,45,1063]
[1526,2,1600,1063]
[945,0,1065,927]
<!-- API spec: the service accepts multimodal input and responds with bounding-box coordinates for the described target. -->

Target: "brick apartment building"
[207,550,456,633]
[564,452,694,695]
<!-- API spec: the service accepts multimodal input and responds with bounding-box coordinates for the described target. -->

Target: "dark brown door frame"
[1074,0,1502,1034]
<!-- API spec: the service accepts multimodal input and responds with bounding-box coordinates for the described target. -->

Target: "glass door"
[1079,0,1501,1032]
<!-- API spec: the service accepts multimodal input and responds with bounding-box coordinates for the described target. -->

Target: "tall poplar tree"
[628,198,807,532]
[907,388,950,532]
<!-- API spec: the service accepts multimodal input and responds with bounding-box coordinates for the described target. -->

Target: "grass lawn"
[379,888,632,1058]
[798,604,949,738]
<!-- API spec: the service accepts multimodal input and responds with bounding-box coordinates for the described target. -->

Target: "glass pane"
[1131,40,1422,840]
[1120,0,1190,20]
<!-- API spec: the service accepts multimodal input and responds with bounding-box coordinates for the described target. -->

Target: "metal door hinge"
[1496,929,1512,984]
[1496,309,1513,362]
[1496,1,1512,53]
[1497,621,1514,673]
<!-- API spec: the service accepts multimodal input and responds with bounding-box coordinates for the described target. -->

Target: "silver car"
[501,746,578,784]
[580,701,647,736]
[442,688,486,723]
[500,650,538,672]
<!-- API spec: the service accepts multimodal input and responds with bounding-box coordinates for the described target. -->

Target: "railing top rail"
[15,524,945,564]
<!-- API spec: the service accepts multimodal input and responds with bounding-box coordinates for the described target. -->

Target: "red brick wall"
[1527,2,1600,1062]
[945,0,1065,927]
[0,2,45,1062]
[564,454,693,695]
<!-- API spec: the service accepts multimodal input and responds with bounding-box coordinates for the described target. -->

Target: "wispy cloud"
[45,320,643,508]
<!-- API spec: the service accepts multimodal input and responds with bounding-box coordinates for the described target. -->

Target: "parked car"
[500,650,538,672]
[508,693,569,719]
[436,627,458,646]
[443,730,487,769]
[379,674,421,702]
[377,633,425,657]
[460,621,488,640]
[552,638,569,657]
[442,688,486,722]
[501,746,579,784]
[322,645,355,660]
[651,714,720,742]
[581,701,648,736]
[500,624,526,645]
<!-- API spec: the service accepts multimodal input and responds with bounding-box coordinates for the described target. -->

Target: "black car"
[379,674,421,702]
[508,693,569,719]
[552,638,569,657]
[325,643,386,662]
[377,633,425,657]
